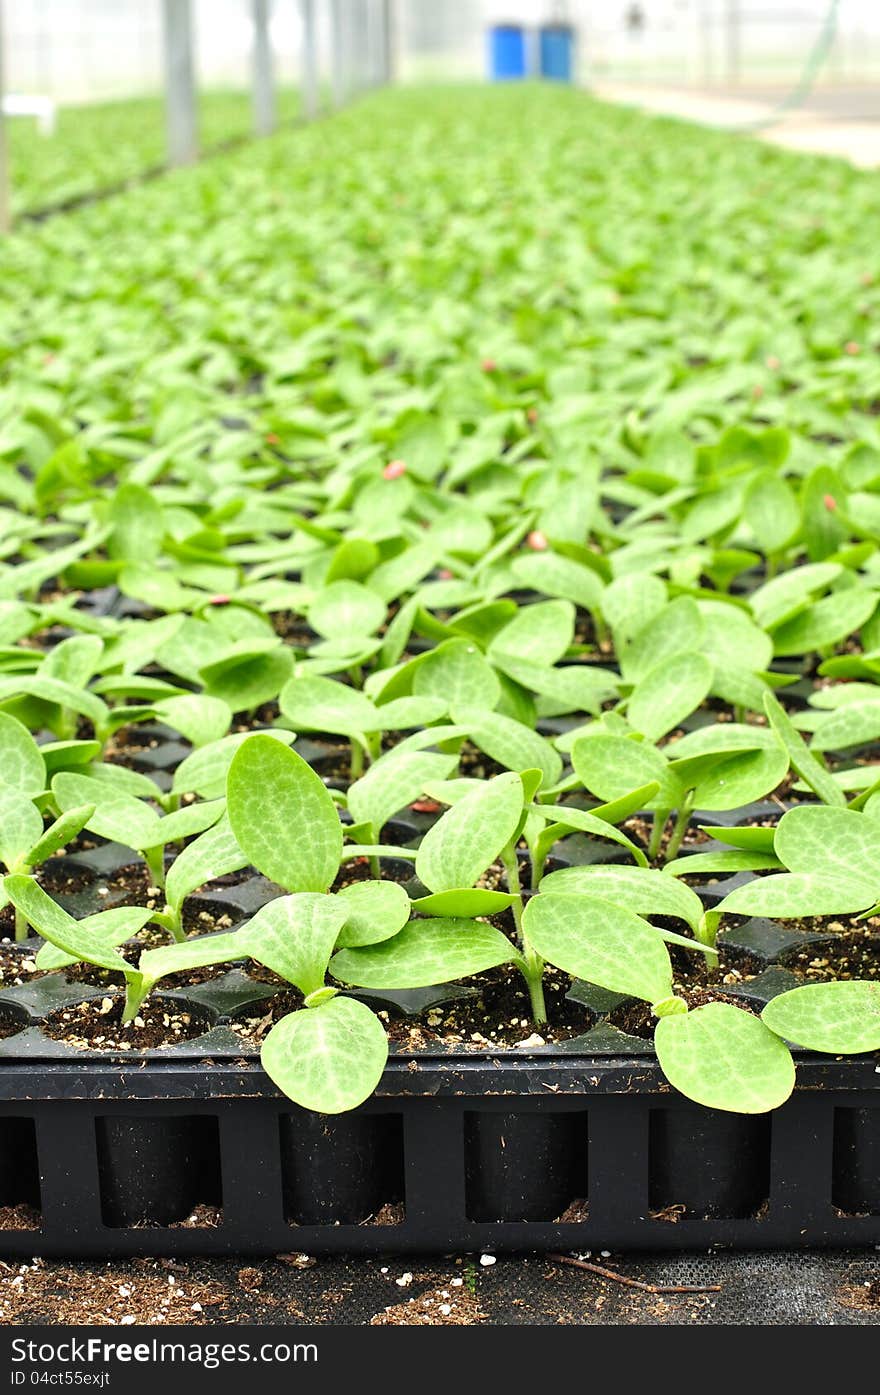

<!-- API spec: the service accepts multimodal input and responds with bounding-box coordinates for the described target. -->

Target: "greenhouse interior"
[0,0,879,1343]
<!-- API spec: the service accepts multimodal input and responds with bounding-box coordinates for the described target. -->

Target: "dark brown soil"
[779,913,880,981]
[42,995,211,1051]
[0,944,42,987]
[610,986,756,1041]
[0,1204,40,1231]
[386,961,590,1050]
[0,1010,25,1041]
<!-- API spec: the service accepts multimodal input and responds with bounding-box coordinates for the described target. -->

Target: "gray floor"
[3,1249,880,1326]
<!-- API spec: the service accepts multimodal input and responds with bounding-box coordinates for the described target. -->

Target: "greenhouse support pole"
[0,0,9,235]
[724,0,741,86]
[252,0,276,136]
[301,0,319,119]
[251,0,276,136]
[162,0,198,166]
[380,0,395,86]
[331,0,346,108]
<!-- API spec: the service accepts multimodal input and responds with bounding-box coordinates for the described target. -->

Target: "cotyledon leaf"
[522,893,674,1004]
[655,1003,795,1113]
[774,804,880,882]
[165,814,248,920]
[330,918,519,989]
[762,981,880,1054]
[538,864,705,935]
[415,772,523,894]
[715,871,877,920]
[0,713,46,796]
[227,734,343,893]
[346,750,459,834]
[764,691,845,808]
[261,996,389,1115]
[3,876,139,979]
[333,879,411,948]
[627,653,714,742]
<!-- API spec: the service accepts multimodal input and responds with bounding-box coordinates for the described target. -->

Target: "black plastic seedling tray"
[0,1046,879,1258]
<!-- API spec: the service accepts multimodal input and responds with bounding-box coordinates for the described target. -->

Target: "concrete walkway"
[593,82,880,168]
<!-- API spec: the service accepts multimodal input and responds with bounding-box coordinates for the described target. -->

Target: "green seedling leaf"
[811,700,880,752]
[150,798,226,848]
[764,691,845,807]
[227,734,343,892]
[527,803,647,867]
[108,482,165,563]
[457,708,563,789]
[716,871,876,919]
[772,589,877,657]
[154,694,232,747]
[664,848,783,877]
[0,713,46,795]
[750,563,841,630]
[24,803,95,869]
[627,653,713,741]
[696,825,777,853]
[201,644,293,712]
[410,889,518,917]
[762,981,880,1054]
[655,1002,795,1112]
[52,771,160,850]
[334,879,411,948]
[412,638,501,713]
[571,734,681,810]
[522,893,674,1003]
[331,917,519,989]
[488,600,575,666]
[164,814,248,923]
[4,875,139,981]
[621,597,704,683]
[261,996,388,1115]
[744,469,799,555]
[172,729,294,799]
[308,580,386,640]
[35,905,154,970]
[509,552,604,613]
[774,804,880,882]
[675,746,790,811]
[538,864,705,935]
[415,771,523,893]
[280,673,378,737]
[240,894,348,996]
[0,789,45,871]
[347,750,459,835]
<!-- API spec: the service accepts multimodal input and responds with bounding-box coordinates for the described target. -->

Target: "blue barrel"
[539,23,575,82]
[488,24,527,81]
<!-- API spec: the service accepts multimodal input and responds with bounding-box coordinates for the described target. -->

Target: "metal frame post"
[379,0,395,85]
[724,0,740,86]
[331,0,346,108]
[252,0,276,136]
[162,0,198,167]
[300,0,319,118]
[0,0,9,234]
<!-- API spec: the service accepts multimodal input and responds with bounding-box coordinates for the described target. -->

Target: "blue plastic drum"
[539,23,575,82]
[488,24,527,81]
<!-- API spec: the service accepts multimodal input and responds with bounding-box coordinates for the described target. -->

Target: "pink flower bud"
[209,594,231,605]
[383,459,407,480]
[527,530,548,551]
[823,494,837,512]
[481,358,497,373]
[845,341,861,355]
